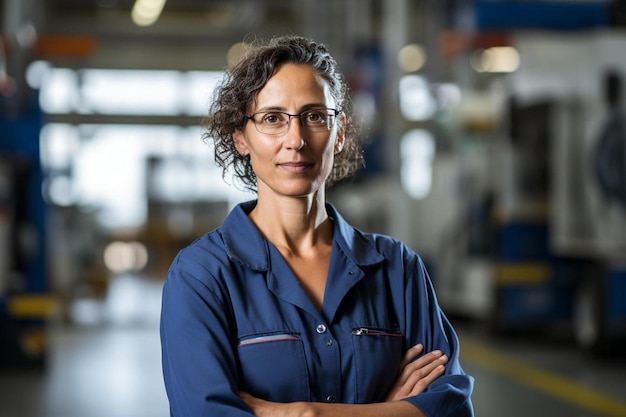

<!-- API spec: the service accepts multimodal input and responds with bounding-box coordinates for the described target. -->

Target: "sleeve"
[401,254,475,417]
[160,253,254,417]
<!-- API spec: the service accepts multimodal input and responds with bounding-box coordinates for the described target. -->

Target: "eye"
[304,110,327,124]
[260,112,285,124]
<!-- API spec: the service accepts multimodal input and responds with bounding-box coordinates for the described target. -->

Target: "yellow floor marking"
[460,336,626,417]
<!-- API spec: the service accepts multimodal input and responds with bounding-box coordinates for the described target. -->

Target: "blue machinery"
[0,93,50,368]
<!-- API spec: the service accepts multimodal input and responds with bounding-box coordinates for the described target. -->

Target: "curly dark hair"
[202,35,363,192]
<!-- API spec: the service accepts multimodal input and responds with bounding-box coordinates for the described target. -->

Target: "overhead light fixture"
[470,46,520,73]
[131,0,166,27]
[400,129,435,200]
[398,43,427,73]
[398,75,437,121]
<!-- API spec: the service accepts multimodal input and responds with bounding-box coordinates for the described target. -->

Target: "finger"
[388,360,447,400]
[398,344,424,370]
[396,352,448,389]
[407,350,447,373]
[386,350,450,401]
[399,350,446,379]
[395,345,426,385]
[407,352,448,377]
[400,354,448,391]
[405,363,447,397]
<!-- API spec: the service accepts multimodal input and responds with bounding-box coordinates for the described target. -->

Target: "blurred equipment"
[0,0,52,369]
[0,97,50,368]
[526,32,626,352]
[439,29,626,353]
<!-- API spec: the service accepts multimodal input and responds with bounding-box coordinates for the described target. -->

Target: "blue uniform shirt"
[161,200,474,416]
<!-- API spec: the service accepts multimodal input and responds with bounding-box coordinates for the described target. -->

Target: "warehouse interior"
[1,0,626,416]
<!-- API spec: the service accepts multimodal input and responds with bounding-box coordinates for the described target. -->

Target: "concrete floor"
[458,325,626,417]
[1,274,625,417]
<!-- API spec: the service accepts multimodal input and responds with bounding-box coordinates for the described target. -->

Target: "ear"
[233,129,249,156]
[334,113,346,154]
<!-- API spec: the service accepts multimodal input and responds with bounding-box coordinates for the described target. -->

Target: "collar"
[220,200,385,271]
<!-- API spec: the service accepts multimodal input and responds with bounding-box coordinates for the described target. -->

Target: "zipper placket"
[351,327,401,337]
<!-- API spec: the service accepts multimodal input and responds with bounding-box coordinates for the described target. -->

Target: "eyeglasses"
[245,108,341,136]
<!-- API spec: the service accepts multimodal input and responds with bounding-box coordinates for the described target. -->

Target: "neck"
[249,191,331,255]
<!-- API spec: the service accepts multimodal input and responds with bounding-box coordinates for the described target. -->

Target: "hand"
[240,392,276,417]
[240,392,307,417]
[384,344,448,401]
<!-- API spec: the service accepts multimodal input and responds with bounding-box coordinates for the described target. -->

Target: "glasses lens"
[252,112,288,135]
[251,109,337,135]
[302,109,333,132]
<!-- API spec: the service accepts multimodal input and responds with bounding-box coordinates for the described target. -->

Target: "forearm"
[305,400,426,417]
[241,394,425,417]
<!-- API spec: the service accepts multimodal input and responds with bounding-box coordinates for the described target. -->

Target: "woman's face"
[233,63,344,199]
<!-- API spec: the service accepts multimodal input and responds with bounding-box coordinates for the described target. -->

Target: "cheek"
[247,141,281,171]
[320,144,336,171]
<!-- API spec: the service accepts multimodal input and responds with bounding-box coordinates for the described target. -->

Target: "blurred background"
[1,0,626,416]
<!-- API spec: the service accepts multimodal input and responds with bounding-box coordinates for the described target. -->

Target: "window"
[35,66,249,230]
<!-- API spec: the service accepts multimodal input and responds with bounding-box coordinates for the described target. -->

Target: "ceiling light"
[470,47,520,73]
[398,43,427,73]
[131,0,166,27]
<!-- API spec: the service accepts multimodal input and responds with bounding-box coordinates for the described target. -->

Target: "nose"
[283,116,305,150]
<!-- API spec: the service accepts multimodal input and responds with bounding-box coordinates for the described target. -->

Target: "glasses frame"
[245,108,341,136]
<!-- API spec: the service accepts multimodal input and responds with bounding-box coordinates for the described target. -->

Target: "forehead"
[253,63,334,109]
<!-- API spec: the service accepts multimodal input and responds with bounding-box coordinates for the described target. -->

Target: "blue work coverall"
[160,200,474,416]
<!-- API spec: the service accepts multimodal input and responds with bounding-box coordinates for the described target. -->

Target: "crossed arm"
[240,344,449,417]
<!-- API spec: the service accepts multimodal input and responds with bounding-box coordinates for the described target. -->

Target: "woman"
[160,35,474,417]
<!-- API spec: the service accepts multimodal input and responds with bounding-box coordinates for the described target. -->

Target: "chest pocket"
[351,326,404,403]
[237,332,310,402]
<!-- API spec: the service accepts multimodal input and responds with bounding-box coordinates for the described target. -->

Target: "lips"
[278,161,312,173]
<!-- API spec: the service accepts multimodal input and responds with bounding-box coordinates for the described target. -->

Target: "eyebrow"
[254,103,330,113]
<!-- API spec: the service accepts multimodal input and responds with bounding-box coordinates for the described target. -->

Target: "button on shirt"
[160,201,474,416]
